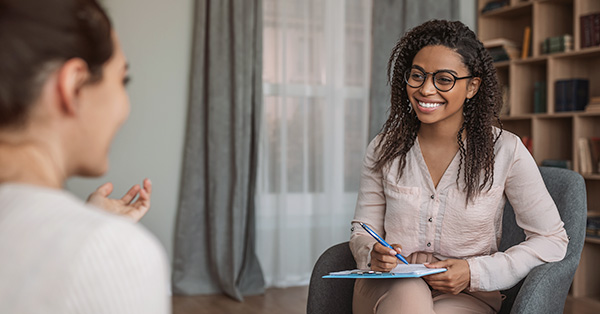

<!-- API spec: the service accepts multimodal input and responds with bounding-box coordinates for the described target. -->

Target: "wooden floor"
[172,285,597,314]
[172,286,308,314]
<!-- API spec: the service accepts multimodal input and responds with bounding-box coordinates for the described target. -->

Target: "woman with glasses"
[0,0,169,312]
[350,20,568,313]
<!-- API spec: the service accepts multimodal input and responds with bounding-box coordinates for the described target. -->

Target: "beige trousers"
[352,253,503,314]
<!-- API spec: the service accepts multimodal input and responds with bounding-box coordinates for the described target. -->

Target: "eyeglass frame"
[404,67,474,92]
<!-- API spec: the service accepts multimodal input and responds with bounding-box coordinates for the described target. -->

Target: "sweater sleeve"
[466,137,569,291]
[350,137,385,269]
[64,220,171,314]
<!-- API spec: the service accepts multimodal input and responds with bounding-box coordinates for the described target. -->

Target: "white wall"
[458,0,477,33]
[66,0,194,262]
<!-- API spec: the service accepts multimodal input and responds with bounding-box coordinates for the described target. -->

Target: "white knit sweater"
[0,184,171,314]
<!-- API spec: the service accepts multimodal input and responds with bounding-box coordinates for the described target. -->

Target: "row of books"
[586,96,600,113]
[555,79,589,112]
[541,34,573,54]
[580,13,600,49]
[483,38,520,62]
[578,137,600,174]
[587,216,600,238]
[480,0,509,14]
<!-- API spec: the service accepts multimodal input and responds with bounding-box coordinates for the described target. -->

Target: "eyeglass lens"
[405,69,456,92]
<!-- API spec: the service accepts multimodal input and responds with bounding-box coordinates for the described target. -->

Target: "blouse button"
[427,242,431,247]
[430,195,434,199]
[428,217,433,222]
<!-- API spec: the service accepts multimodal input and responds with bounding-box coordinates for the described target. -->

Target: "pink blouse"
[350,128,569,292]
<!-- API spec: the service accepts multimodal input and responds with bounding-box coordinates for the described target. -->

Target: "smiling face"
[406,45,480,127]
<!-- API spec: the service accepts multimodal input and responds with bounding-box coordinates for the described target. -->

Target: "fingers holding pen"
[370,243,403,271]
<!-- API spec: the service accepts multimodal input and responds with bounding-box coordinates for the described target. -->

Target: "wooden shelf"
[513,55,548,64]
[493,60,511,68]
[583,174,600,180]
[585,237,600,245]
[565,295,600,314]
[480,0,600,304]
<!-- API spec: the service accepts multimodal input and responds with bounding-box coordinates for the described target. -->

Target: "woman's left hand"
[422,259,471,295]
[86,178,152,222]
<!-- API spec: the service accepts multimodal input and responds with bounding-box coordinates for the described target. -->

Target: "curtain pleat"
[172,0,265,301]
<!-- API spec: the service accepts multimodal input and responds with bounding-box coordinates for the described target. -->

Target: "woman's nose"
[420,75,437,95]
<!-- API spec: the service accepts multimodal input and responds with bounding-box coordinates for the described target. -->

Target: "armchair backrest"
[498,167,586,314]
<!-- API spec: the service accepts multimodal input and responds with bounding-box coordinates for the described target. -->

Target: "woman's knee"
[387,278,430,295]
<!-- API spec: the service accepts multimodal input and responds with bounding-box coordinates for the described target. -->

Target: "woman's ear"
[56,58,89,115]
[466,77,482,99]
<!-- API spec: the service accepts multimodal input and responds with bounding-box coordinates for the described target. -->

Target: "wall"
[458,0,477,33]
[66,0,194,262]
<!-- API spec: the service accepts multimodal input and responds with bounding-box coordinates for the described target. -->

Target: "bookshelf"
[478,0,600,311]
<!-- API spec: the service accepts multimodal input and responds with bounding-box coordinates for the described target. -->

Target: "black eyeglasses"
[404,68,473,92]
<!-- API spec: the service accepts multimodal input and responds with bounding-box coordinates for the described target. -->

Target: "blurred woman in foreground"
[0,0,170,312]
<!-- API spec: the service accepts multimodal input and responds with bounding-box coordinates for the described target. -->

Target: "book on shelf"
[587,216,600,238]
[555,79,589,112]
[586,96,600,113]
[578,137,594,174]
[521,26,531,59]
[533,81,546,113]
[580,13,600,49]
[541,159,572,170]
[521,136,533,155]
[483,38,520,62]
[541,34,573,54]
[590,137,600,174]
[481,0,509,14]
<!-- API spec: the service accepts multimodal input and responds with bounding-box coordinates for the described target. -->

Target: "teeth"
[419,101,443,108]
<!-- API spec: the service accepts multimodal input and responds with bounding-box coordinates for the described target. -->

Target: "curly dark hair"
[374,19,503,202]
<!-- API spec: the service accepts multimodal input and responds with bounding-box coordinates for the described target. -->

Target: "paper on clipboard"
[323,264,447,279]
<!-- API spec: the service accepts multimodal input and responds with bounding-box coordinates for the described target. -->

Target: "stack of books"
[578,137,600,174]
[587,216,600,238]
[580,13,600,49]
[483,38,520,62]
[541,34,573,54]
[555,79,589,112]
[586,96,600,113]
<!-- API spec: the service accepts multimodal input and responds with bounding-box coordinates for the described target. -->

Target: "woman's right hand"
[369,243,403,271]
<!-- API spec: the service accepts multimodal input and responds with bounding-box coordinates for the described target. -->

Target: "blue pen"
[359,222,409,265]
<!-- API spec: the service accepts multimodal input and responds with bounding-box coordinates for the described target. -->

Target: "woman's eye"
[436,76,453,85]
[411,73,425,81]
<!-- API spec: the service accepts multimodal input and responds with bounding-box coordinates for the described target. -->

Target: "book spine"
[595,14,600,46]
[590,137,600,173]
[555,81,563,112]
[574,79,590,111]
[582,15,592,48]
[534,81,547,113]
[566,80,574,111]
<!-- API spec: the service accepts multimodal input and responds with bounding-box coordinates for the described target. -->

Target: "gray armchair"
[307,167,587,314]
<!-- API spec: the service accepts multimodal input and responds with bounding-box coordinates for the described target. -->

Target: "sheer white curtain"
[257,0,372,287]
